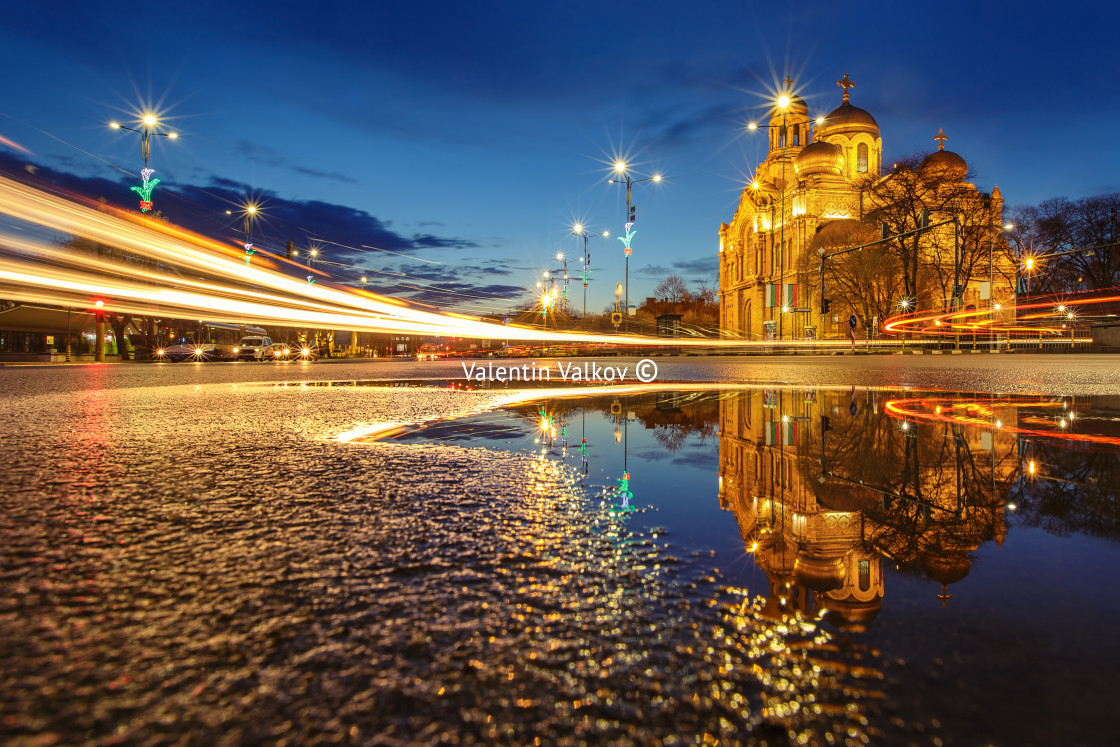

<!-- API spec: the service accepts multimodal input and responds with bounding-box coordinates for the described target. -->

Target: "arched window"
[792,126,800,147]
[857,143,869,173]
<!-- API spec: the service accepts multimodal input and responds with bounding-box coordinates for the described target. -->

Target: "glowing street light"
[572,224,609,321]
[110,112,178,213]
[609,163,663,328]
[745,80,798,339]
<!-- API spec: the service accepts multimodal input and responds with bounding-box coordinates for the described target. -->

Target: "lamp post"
[227,204,259,263]
[571,224,609,321]
[609,163,661,330]
[555,252,570,315]
[747,86,798,339]
[989,222,1013,349]
[109,114,177,213]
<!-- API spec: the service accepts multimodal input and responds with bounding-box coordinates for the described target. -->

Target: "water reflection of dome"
[794,551,847,592]
[920,548,972,585]
[823,594,883,634]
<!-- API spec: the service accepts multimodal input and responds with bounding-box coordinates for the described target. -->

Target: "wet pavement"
[1,357,1118,745]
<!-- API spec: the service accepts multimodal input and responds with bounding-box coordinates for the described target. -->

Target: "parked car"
[155,341,235,362]
[234,336,274,361]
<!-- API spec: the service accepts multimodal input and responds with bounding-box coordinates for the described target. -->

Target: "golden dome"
[794,138,843,177]
[819,102,880,137]
[919,149,968,181]
[794,551,847,592]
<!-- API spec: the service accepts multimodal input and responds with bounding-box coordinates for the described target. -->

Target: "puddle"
[348,385,1120,744]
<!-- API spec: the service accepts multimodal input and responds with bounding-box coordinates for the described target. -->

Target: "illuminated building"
[718,74,1015,340]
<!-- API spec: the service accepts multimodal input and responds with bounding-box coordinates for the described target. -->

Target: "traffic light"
[821,298,832,314]
[821,415,831,432]
[628,204,636,223]
[880,222,889,240]
[286,240,294,260]
[919,209,930,229]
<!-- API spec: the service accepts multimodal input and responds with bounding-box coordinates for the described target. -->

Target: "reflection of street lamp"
[110,113,178,213]
[609,163,662,328]
[572,224,609,321]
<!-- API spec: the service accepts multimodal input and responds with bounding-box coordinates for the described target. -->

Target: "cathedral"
[718,75,1013,341]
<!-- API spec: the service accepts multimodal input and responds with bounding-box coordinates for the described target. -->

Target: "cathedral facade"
[718,75,1012,341]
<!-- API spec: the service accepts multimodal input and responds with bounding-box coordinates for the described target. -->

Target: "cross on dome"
[935,128,948,151]
[837,73,854,103]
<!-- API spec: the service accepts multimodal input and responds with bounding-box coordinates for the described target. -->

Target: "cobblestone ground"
[0,364,908,746]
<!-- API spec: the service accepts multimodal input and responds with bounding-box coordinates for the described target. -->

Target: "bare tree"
[653,273,690,303]
[859,153,983,309]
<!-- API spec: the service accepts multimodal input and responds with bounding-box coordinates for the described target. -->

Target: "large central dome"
[820,101,880,137]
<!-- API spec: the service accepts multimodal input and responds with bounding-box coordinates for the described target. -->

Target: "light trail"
[883,293,1118,340]
[1,173,816,348]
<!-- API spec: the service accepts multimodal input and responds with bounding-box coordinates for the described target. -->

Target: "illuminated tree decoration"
[579,268,591,288]
[306,274,315,285]
[243,242,256,265]
[617,221,636,257]
[130,168,160,213]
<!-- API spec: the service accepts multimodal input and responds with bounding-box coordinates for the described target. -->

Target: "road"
[0,354,1114,744]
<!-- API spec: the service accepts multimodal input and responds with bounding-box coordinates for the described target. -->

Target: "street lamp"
[746,85,797,340]
[571,224,609,320]
[989,222,1014,349]
[609,162,662,329]
[228,203,260,263]
[109,113,178,213]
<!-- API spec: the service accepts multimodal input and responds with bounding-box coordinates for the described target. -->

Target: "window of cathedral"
[792,127,800,147]
[858,560,871,592]
[779,128,786,148]
[857,143,869,173]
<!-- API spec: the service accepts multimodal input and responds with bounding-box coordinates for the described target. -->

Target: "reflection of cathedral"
[718,74,1013,340]
[717,389,1017,632]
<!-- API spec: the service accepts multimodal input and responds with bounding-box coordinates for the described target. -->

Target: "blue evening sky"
[1,1,1116,314]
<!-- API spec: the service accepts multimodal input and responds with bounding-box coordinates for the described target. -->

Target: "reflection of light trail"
[339,382,862,443]
[884,398,1120,447]
[1,173,847,348]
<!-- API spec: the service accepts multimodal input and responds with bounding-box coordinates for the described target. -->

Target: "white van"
[234,336,274,361]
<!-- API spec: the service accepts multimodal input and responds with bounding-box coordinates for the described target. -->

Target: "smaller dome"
[919,149,968,181]
[748,179,780,198]
[794,552,847,592]
[920,549,972,585]
[795,139,843,177]
[822,594,883,634]
[820,102,880,137]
